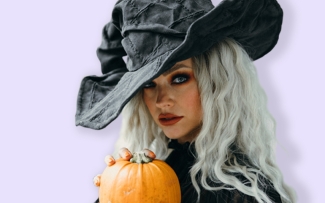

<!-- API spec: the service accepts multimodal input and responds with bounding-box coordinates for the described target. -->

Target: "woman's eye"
[172,74,189,84]
[143,82,155,88]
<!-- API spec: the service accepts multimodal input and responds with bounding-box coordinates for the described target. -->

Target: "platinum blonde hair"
[114,38,296,203]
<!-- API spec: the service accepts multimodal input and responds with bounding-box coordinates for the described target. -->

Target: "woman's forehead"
[163,58,193,76]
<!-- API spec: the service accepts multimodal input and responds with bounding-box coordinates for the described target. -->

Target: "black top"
[94,140,282,203]
[165,140,282,203]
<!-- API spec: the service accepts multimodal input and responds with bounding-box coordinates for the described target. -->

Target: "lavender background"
[0,0,324,202]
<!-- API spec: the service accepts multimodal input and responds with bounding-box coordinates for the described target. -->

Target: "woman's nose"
[155,85,174,108]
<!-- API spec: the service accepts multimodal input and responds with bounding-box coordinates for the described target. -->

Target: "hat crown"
[112,0,214,71]
[77,0,283,129]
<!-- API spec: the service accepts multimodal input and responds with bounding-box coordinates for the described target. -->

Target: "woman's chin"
[163,130,184,141]
[164,133,182,141]
[163,131,193,143]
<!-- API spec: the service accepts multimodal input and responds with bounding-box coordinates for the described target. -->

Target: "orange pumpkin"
[96,150,181,203]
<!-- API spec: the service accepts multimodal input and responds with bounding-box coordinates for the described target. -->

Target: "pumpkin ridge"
[113,161,131,201]
[150,160,180,202]
[157,160,181,202]
[98,154,181,203]
[110,160,133,202]
[147,160,161,202]
[161,160,176,201]
[100,160,121,202]
[125,161,135,202]
[136,161,143,201]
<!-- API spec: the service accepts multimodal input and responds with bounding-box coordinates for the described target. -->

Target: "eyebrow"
[162,63,192,76]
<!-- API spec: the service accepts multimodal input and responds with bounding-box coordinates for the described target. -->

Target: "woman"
[76,0,296,202]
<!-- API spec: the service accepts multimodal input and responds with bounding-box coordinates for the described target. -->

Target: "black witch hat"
[76,0,283,130]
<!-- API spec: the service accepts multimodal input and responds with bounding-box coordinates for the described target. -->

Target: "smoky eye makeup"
[171,73,191,84]
[143,68,193,89]
[143,81,155,88]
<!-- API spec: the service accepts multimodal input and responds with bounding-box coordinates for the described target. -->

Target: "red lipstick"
[158,113,183,126]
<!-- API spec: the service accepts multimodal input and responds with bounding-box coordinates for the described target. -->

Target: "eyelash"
[172,74,189,84]
[143,73,190,88]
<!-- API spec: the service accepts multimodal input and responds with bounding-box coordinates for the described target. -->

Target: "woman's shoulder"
[175,169,282,203]
[199,180,282,203]
[230,173,283,203]
[165,140,282,202]
[181,185,282,203]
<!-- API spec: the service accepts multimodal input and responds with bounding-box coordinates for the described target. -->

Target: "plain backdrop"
[0,0,324,202]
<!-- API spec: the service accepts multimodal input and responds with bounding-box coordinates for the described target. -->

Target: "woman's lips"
[158,113,183,126]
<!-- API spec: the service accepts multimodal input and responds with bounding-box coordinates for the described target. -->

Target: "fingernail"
[107,158,115,166]
[144,149,156,159]
[105,155,115,166]
[93,175,101,187]
[124,152,130,158]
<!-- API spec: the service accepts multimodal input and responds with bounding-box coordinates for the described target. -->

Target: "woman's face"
[142,58,203,143]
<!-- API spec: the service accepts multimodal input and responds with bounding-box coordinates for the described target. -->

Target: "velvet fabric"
[75,0,283,130]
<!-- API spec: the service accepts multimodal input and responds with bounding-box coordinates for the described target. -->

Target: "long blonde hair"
[114,38,296,203]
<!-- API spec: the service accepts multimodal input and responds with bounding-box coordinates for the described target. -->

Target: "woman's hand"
[93,148,156,187]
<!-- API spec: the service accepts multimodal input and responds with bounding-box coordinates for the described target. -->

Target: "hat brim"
[76,0,283,130]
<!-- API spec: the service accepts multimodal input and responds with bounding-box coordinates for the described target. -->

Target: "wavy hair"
[114,38,296,203]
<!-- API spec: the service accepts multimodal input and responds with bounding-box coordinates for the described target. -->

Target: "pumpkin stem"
[130,151,153,164]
